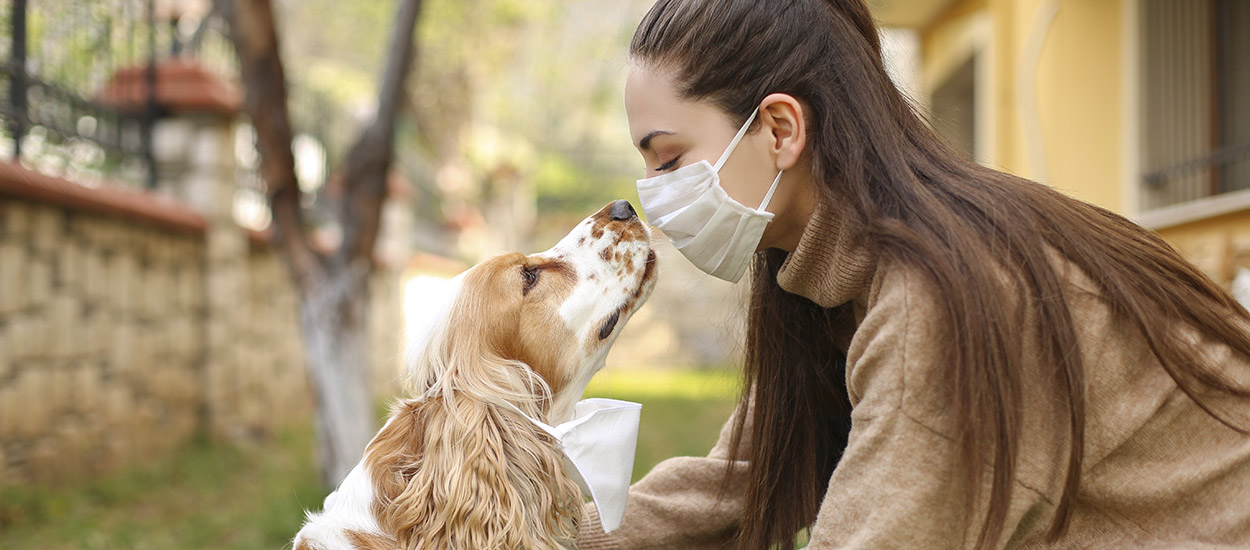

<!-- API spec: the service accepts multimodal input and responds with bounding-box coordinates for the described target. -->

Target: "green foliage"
[534,152,639,215]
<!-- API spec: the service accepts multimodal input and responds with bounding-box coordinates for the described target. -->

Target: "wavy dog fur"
[370,259,583,549]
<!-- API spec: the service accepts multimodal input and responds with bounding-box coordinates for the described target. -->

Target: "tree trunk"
[220,0,424,487]
[300,260,376,487]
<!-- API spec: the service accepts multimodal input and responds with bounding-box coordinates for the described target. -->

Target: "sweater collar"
[775,199,876,308]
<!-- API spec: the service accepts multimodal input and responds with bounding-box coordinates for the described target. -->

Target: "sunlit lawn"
[0,428,328,550]
[0,367,740,549]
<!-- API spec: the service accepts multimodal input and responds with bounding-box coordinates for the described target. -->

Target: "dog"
[294,199,657,550]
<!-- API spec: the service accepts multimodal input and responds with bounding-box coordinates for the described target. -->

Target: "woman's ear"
[758,93,807,171]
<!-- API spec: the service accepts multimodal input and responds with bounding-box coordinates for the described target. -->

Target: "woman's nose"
[610,199,637,221]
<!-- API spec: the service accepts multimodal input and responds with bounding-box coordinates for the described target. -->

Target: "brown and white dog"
[294,199,657,550]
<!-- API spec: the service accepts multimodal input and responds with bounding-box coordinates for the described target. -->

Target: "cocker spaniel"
[294,199,657,549]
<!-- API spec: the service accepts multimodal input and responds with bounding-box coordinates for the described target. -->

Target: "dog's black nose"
[610,200,637,221]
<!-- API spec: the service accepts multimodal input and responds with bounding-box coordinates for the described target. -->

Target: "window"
[1140,0,1250,211]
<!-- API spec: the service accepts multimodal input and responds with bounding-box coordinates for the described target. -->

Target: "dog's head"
[408,199,657,421]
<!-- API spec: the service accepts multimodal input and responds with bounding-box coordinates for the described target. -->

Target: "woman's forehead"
[625,64,733,146]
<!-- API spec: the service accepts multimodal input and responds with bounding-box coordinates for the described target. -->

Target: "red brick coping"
[96,59,240,115]
[0,162,208,235]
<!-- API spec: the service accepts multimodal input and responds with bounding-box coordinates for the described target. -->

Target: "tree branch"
[218,0,320,285]
[337,0,425,264]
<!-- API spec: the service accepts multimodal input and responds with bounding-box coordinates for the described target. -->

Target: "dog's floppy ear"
[367,391,582,549]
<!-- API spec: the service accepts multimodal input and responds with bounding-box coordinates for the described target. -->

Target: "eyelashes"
[656,156,681,172]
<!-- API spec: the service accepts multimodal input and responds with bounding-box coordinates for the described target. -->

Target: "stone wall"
[0,165,406,488]
[0,198,207,485]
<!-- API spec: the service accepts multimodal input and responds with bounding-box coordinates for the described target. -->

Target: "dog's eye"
[521,265,539,293]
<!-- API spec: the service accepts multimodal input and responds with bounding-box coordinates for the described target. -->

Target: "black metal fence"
[2,0,154,187]
[0,0,241,189]
[0,0,371,231]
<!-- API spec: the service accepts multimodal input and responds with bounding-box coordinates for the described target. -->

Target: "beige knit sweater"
[577,201,1250,549]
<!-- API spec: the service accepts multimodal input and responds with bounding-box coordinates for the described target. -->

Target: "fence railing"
[0,0,245,190]
[1,0,161,188]
[1,0,368,234]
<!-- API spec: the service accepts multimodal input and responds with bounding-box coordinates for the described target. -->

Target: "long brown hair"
[630,1,1250,549]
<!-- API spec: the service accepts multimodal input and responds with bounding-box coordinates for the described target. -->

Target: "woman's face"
[624,63,813,253]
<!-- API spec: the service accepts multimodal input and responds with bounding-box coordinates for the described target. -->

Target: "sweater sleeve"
[576,398,751,550]
[805,268,1060,549]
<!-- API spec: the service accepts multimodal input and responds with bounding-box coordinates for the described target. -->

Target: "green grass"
[0,428,329,550]
[0,367,741,548]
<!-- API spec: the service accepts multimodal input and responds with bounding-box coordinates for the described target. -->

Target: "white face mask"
[636,108,783,283]
[500,398,642,533]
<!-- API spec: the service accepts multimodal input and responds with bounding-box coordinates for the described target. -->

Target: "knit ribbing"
[775,199,876,308]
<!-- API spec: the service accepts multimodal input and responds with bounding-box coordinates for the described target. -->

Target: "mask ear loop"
[712,108,785,214]
[713,108,760,171]
[757,170,784,212]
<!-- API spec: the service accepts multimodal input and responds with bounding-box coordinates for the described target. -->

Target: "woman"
[577,0,1250,549]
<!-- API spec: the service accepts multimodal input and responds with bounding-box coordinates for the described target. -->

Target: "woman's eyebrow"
[638,130,675,151]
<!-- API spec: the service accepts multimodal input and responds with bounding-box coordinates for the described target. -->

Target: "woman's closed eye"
[521,265,540,294]
[656,156,682,172]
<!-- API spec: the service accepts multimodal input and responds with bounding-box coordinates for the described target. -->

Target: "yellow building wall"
[915,0,1250,290]
[1034,0,1123,212]
[1156,212,1250,288]
[920,0,1125,213]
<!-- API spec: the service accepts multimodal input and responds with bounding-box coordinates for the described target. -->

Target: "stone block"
[169,314,195,360]
[176,371,201,403]
[1,200,31,239]
[55,239,83,294]
[17,369,52,438]
[69,214,95,242]
[109,322,135,374]
[71,363,101,414]
[0,242,26,314]
[50,367,74,414]
[206,226,246,263]
[27,257,53,309]
[0,327,8,381]
[147,368,170,402]
[104,385,133,428]
[82,309,107,356]
[8,314,31,361]
[49,295,81,359]
[89,220,112,252]
[130,329,154,378]
[28,205,62,254]
[91,219,116,250]
[108,254,139,315]
[0,385,19,439]
[17,312,52,362]
[142,268,170,319]
[186,266,205,310]
[205,268,242,313]
[81,249,107,306]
